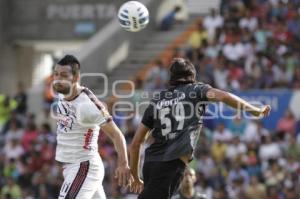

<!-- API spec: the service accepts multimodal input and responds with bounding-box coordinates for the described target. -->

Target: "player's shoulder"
[81,87,98,101]
[192,81,211,88]
[190,82,212,94]
[81,87,95,97]
[81,87,106,108]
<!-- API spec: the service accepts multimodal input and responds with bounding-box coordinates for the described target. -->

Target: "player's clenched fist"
[130,178,144,194]
[114,164,133,187]
[260,105,271,117]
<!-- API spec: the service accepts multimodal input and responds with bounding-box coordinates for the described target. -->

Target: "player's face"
[53,64,77,95]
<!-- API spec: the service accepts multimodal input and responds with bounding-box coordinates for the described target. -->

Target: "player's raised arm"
[101,120,132,187]
[206,88,271,117]
[129,123,149,193]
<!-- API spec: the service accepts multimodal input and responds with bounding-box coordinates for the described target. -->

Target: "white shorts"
[58,157,106,199]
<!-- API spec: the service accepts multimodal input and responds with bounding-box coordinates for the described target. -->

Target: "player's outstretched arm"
[101,121,132,187]
[129,123,149,194]
[206,88,271,117]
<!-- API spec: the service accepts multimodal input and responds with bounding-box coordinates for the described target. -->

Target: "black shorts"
[138,159,186,199]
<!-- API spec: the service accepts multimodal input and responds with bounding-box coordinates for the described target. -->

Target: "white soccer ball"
[118,1,149,32]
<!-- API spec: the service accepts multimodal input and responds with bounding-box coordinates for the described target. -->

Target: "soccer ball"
[118,1,149,32]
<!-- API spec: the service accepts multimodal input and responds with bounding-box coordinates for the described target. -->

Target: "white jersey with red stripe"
[55,87,111,164]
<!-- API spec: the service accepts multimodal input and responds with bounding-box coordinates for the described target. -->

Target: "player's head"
[53,55,80,95]
[169,58,196,86]
[181,167,197,188]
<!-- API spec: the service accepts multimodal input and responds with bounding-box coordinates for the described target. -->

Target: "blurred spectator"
[0,95,17,130]
[213,60,229,90]
[144,60,169,90]
[285,155,300,173]
[227,116,247,137]
[276,109,296,135]
[266,185,281,199]
[1,177,22,199]
[239,10,258,31]
[159,6,182,31]
[292,67,300,88]
[4,139,24,161]
[211,138,227,164]
[43,72,54,118]
[31,163,57,199]
[197,172,214,199]
[39,139,54,164]
[5,120,24,143]
[222,37,246,62]
[259,134,282,161]
[213,122,232,143]
[188,22,208,49]
[124,111,140,144]
[212,186,228,199]
[21,122,38,152]
[242,120,261,143]
[203,9,224,41]
[227,161,250,187]
[227,177,246,199]
[245,150,262,177]
[3,159,17,179]
[285,135,300,160]
[106,97,125,130]
[226,136,247,161]
[196,128,213,155]
[204,40,221,59]
[172,167,208,199]
[227,61,244,90]
[37,123,55,144]
[254,21,272,51]
[14,82,27,116]
[245,175,267,199]
[256,121,270,136]
[264,160,285,186]
[197,57,215,83]
[195,152,215,179]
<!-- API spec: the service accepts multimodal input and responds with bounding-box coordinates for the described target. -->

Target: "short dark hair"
[57,55,80,75]
[169,58,196,86]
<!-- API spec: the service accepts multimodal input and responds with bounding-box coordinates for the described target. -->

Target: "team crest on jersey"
[56,101,76,133]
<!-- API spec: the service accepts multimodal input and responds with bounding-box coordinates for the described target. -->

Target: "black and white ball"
[118,1,149,32]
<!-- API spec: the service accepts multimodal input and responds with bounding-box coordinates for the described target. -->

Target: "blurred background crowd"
[1,0,300,198]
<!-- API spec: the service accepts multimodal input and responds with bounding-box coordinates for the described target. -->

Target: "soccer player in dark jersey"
[129,58,271,199]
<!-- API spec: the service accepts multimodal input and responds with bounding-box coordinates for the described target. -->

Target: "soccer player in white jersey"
[52,55,131,199]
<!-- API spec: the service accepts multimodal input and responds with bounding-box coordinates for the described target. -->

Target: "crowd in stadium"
[1,0,300,198]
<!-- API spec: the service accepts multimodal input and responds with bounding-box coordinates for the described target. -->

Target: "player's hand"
[260,105,271,117]
[114,164,132,187]
[130,177,144,194]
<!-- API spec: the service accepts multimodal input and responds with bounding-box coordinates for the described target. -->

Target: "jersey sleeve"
[92,104,112,126]
[77,101,111,127]
[194,82,212,101]
[78,89,112,127]
[141,102,155,129]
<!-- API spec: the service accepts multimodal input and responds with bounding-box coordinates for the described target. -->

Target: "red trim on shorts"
[65,161,89,199]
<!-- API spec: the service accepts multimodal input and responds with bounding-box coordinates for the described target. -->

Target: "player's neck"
[180,186,195,198]
[64,84,82,101]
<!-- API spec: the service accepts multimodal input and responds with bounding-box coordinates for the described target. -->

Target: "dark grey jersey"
[141,82,211,162]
